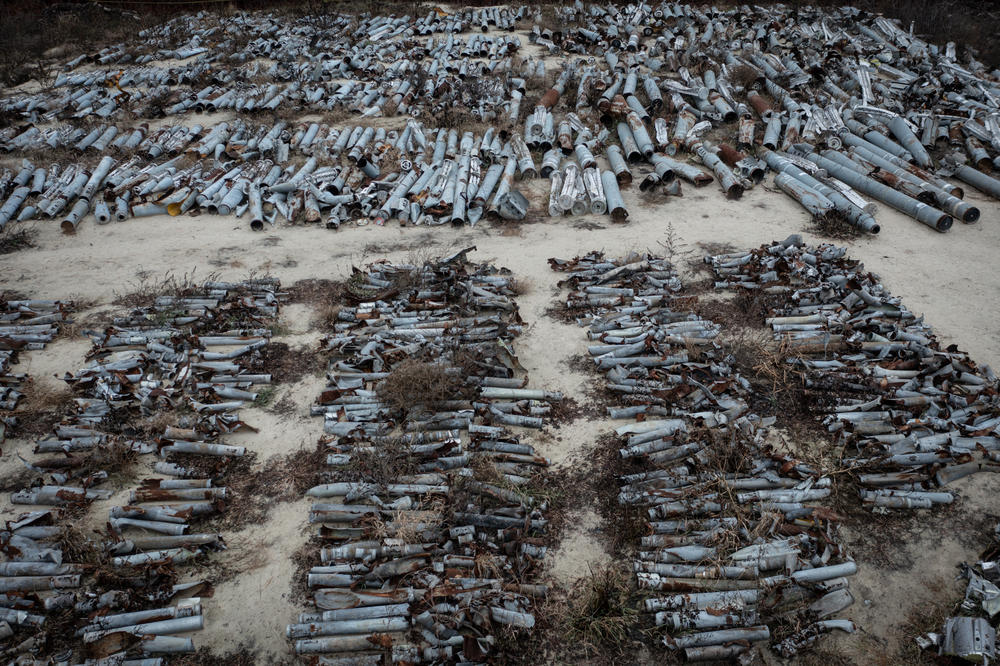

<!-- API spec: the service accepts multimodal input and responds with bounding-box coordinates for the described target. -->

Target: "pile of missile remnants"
[287,247,559,661]
[3,280,283,661]
[2,3,1000,234]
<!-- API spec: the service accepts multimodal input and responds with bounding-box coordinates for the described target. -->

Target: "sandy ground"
[2,170,999,660]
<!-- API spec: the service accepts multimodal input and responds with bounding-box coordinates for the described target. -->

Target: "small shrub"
[563,563,638,651]
[253,386,277,407]
[0,226,37,255]
[376,359,473,414]
[113,269,205,309]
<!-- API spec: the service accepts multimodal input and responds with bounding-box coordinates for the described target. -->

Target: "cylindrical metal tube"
[601,169,627,223]
[805,151,952,232]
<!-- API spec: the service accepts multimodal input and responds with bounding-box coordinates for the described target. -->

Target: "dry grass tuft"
[208,446,327,532]
[269,393,298,418]
[698,426,756,476]
[563,562,639,652]
[79,439,139,488]
[0,465,40,493]
[0,226,37,255]
[731,64,761,89]
[10,378,72,439]
[255,342,321,384]
[289,533,324,601]
[113,269,206,310]
[313,301,343,331]
[732,286,784,322]
[716,323,817,429]
[797,649,856,666]
[508,278,531,296]
[285,278,346,331]
[808,211,865,240]
[891,577,960,664]
[55,523,105,567]
[347,437,419,487]
[719,325,778,377]
[369,496,445,544]
[586,433,648,556]
[693,292,759,331]
[173,646,266,666]
[376,359,473,415]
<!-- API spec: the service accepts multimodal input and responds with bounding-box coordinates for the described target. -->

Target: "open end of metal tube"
[639,175,659,192]
[936,215,954,232]
[870,224,881,234]
[250,220,264,231]
[963,208,980,223]
[726,185,745,200]
[60,220,76,234]
[611,207,628,223]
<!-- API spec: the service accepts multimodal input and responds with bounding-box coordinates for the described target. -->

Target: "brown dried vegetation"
[255,342,321,384]
[376,359,475,415]
[9,377,73,439]
[808,210,865,240]
[205,445,327,532]
[0,226,38,255]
